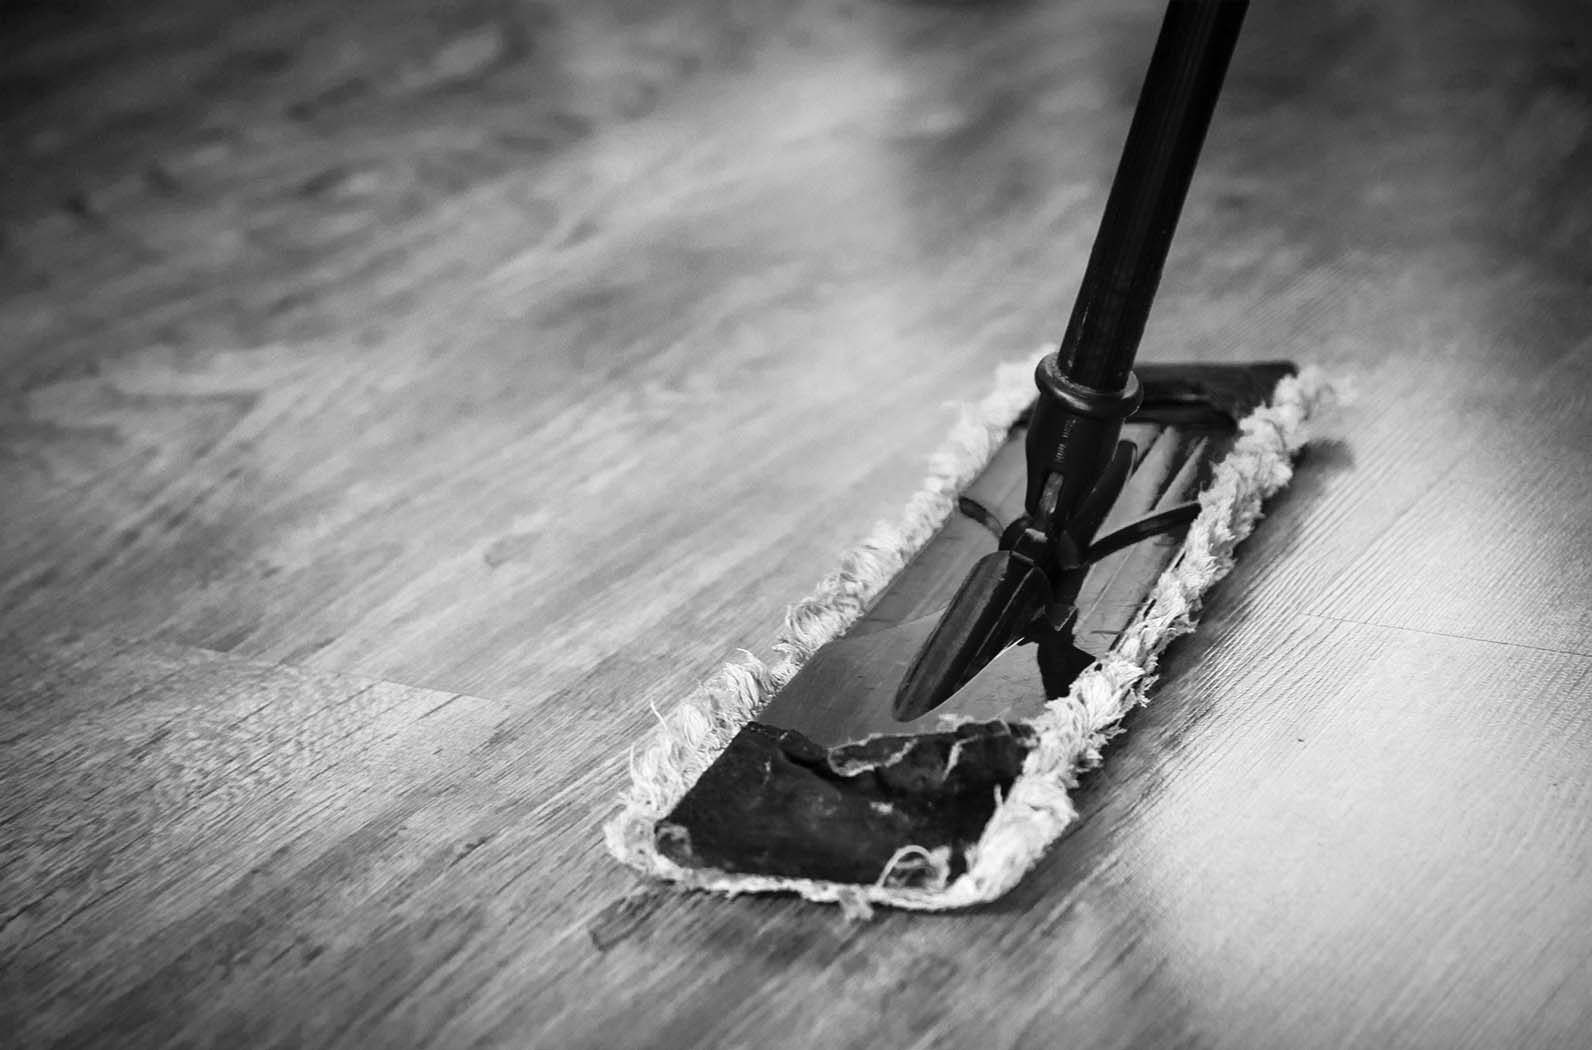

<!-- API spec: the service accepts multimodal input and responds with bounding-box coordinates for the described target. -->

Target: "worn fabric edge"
[602,351,1334,917]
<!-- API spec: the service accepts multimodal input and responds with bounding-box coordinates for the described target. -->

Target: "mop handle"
[1056,0,1249,392]
[894,0,1251,721]
[1022,0,1248,522]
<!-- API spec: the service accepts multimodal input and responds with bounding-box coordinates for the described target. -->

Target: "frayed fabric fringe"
[603,350,1335,917]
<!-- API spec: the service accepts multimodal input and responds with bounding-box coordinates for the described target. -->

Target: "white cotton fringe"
[604,350,1334,918]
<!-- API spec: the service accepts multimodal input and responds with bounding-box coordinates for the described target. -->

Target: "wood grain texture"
[3,0,1590,1047]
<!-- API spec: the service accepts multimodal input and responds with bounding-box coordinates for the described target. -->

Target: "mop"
[605,0,1334,915]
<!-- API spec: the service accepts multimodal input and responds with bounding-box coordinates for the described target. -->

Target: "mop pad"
[605,349,1333,915]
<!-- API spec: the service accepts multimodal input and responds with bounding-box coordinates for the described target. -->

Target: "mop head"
[604,348,1334,916]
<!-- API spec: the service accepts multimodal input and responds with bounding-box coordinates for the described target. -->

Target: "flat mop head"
[604,356,1332,913]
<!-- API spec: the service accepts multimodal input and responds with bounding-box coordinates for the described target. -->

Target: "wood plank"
[0,633,518,1047]
[1311,349,1592,653]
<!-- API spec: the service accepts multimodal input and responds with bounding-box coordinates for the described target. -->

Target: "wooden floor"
[4,0,1590,1046]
